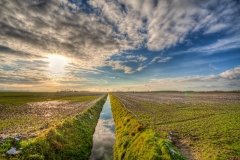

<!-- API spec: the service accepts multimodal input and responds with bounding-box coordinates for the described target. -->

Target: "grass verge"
[110,94,185,160]
[2,94,107,160]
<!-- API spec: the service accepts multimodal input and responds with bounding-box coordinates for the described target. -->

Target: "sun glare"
[47,54,69,76]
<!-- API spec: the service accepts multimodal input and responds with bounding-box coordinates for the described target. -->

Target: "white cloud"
[220,66,240,79]
[107,60,134,74]
[125,55,135,59]
[174,36,240,55]
[106,58,148,74]
[136,65,147,71]
[138,56,147,62]
[125,55,147,62]
[158,57,172,63]
[148,67,240,90]
[89,0,240,52]
[150,56,161,64]
[204,23,229,34]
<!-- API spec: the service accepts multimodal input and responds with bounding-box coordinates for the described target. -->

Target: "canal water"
[89,95,116,160]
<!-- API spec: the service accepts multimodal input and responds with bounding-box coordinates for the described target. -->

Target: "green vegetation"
[140,102,240,159]
[0,139,13,154]
[1,95,107,160]
[113,92,240,160]
[110,94,185,160]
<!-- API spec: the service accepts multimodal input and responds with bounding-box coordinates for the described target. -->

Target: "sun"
[47,54,69,76]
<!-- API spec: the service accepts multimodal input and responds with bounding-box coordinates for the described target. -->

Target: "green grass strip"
[10,95,107,160]
[110,94,186,160]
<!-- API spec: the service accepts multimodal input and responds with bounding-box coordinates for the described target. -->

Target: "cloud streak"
[158,57,172,63]
[150,67,240,84]
[174,36,240,55]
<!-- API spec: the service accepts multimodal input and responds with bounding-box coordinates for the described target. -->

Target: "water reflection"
[89,95,115,160]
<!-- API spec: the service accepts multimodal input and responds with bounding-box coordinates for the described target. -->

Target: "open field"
[110,94,185,160]
[1,95,107,160]
[112,92,240,160]
[0,92,104,141]
[1,91,239,159]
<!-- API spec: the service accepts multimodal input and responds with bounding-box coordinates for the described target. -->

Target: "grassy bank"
[110,94,185,160]
[2,94,107,160]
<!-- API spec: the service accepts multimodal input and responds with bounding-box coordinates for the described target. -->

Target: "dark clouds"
[0,45,38,58]
[0,0,123,64]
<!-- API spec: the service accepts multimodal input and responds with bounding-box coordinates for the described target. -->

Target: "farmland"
[110,94,185,160]
[0,92,104,141]
[112,92,240,160]
[16,95,107,160]
[1,91,239,159]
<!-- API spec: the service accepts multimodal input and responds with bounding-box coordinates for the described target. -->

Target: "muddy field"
[0,92,104,141]
[112,92,240,160]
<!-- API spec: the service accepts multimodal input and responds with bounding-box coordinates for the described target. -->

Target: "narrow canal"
[89,94,115,160]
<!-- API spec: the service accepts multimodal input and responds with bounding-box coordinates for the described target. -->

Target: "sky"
[0,0,240,92]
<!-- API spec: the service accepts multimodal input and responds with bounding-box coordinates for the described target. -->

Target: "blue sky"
[0,0,240,91]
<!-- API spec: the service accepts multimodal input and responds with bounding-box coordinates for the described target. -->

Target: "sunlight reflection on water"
[89,95,115,160]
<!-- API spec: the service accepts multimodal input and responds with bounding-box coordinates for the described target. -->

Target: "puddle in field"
[27,100,69,108]
[89,95,116,160]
